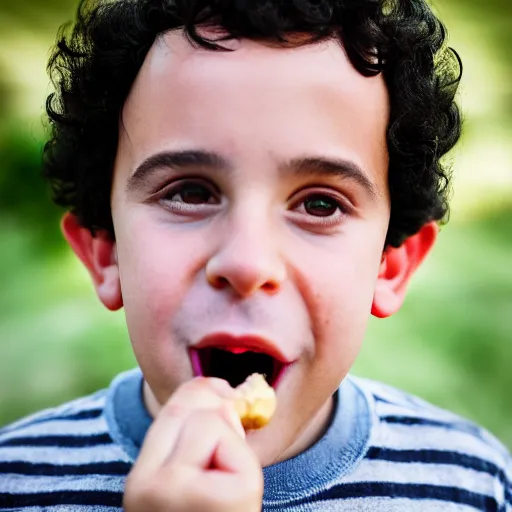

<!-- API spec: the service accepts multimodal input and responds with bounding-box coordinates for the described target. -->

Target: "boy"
[1,0,511,510]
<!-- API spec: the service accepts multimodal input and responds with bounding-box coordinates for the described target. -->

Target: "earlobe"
[371,221,438,319]
[61,213,123,311]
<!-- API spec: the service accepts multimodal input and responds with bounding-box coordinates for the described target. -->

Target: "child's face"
[110,31,390,464]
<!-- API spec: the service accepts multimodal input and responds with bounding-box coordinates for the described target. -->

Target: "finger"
[131,404,187,476]
[198,377,237,400]
[158,378,242,438]
[219,401,246,439]
[206,433,264,506]
[169,409,259,474]
[210,418,260,476]
[166,410,263,506]
[134,378,238,473]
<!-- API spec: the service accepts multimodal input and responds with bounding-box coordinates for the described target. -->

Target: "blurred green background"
[0,0,511,449]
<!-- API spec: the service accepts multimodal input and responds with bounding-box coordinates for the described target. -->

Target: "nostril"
[208,274,280,295]
[262,280,280,294]
[208,275,229,289]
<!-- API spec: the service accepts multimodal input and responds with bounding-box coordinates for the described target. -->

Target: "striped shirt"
[0,369,510,511]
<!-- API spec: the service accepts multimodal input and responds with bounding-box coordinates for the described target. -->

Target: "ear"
[61,212,123,311]
[371,221,438,319]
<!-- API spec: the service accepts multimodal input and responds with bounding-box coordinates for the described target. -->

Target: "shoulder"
[352,375,511,460]
[0,389,108,438]
[0,387,131,505]
[348,375,512,510]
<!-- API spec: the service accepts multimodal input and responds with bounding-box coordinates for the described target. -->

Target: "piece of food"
[233,373,277,430]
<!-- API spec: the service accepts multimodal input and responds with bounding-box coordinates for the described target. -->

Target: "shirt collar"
[105,368,372,502]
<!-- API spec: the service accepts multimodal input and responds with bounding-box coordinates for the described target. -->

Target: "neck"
[274,396,335,463]
[142,379,335,466]
[142,380,162,419]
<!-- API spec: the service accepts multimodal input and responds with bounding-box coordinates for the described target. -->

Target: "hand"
[123,377,264,512]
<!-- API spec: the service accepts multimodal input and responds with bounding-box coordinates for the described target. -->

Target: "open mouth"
[191,347,285,388]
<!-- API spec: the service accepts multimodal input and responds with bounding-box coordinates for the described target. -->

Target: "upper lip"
[192,333,291,363]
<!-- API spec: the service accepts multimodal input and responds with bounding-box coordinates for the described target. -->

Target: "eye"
[302,194,340,217]
[158,179,221,216]
[165,181,218,205]
[289,190,351,229]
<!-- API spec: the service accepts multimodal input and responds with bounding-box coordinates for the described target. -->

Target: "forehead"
[119,29,390,189]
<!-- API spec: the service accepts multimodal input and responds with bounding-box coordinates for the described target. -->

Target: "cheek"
[299,232,384,366]
[315,269,373,348]
[114,214,202,344]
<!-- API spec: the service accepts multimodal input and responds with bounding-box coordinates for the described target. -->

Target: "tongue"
[224,347,251,355]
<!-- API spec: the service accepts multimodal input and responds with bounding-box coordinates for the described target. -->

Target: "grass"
[0,206,511,450]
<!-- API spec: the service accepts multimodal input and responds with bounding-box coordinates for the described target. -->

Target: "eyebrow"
[126,150,231,193]
[283,157,378,200]
[127,149,378,200]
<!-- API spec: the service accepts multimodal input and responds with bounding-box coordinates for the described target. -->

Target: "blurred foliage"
[0,128,64,253]
[354,204,512,447]
[0,0,510,451]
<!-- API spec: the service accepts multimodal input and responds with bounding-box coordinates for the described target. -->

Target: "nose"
[205,220,286,298]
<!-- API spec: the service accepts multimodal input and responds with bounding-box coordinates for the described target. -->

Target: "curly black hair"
[43,0,462,248]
